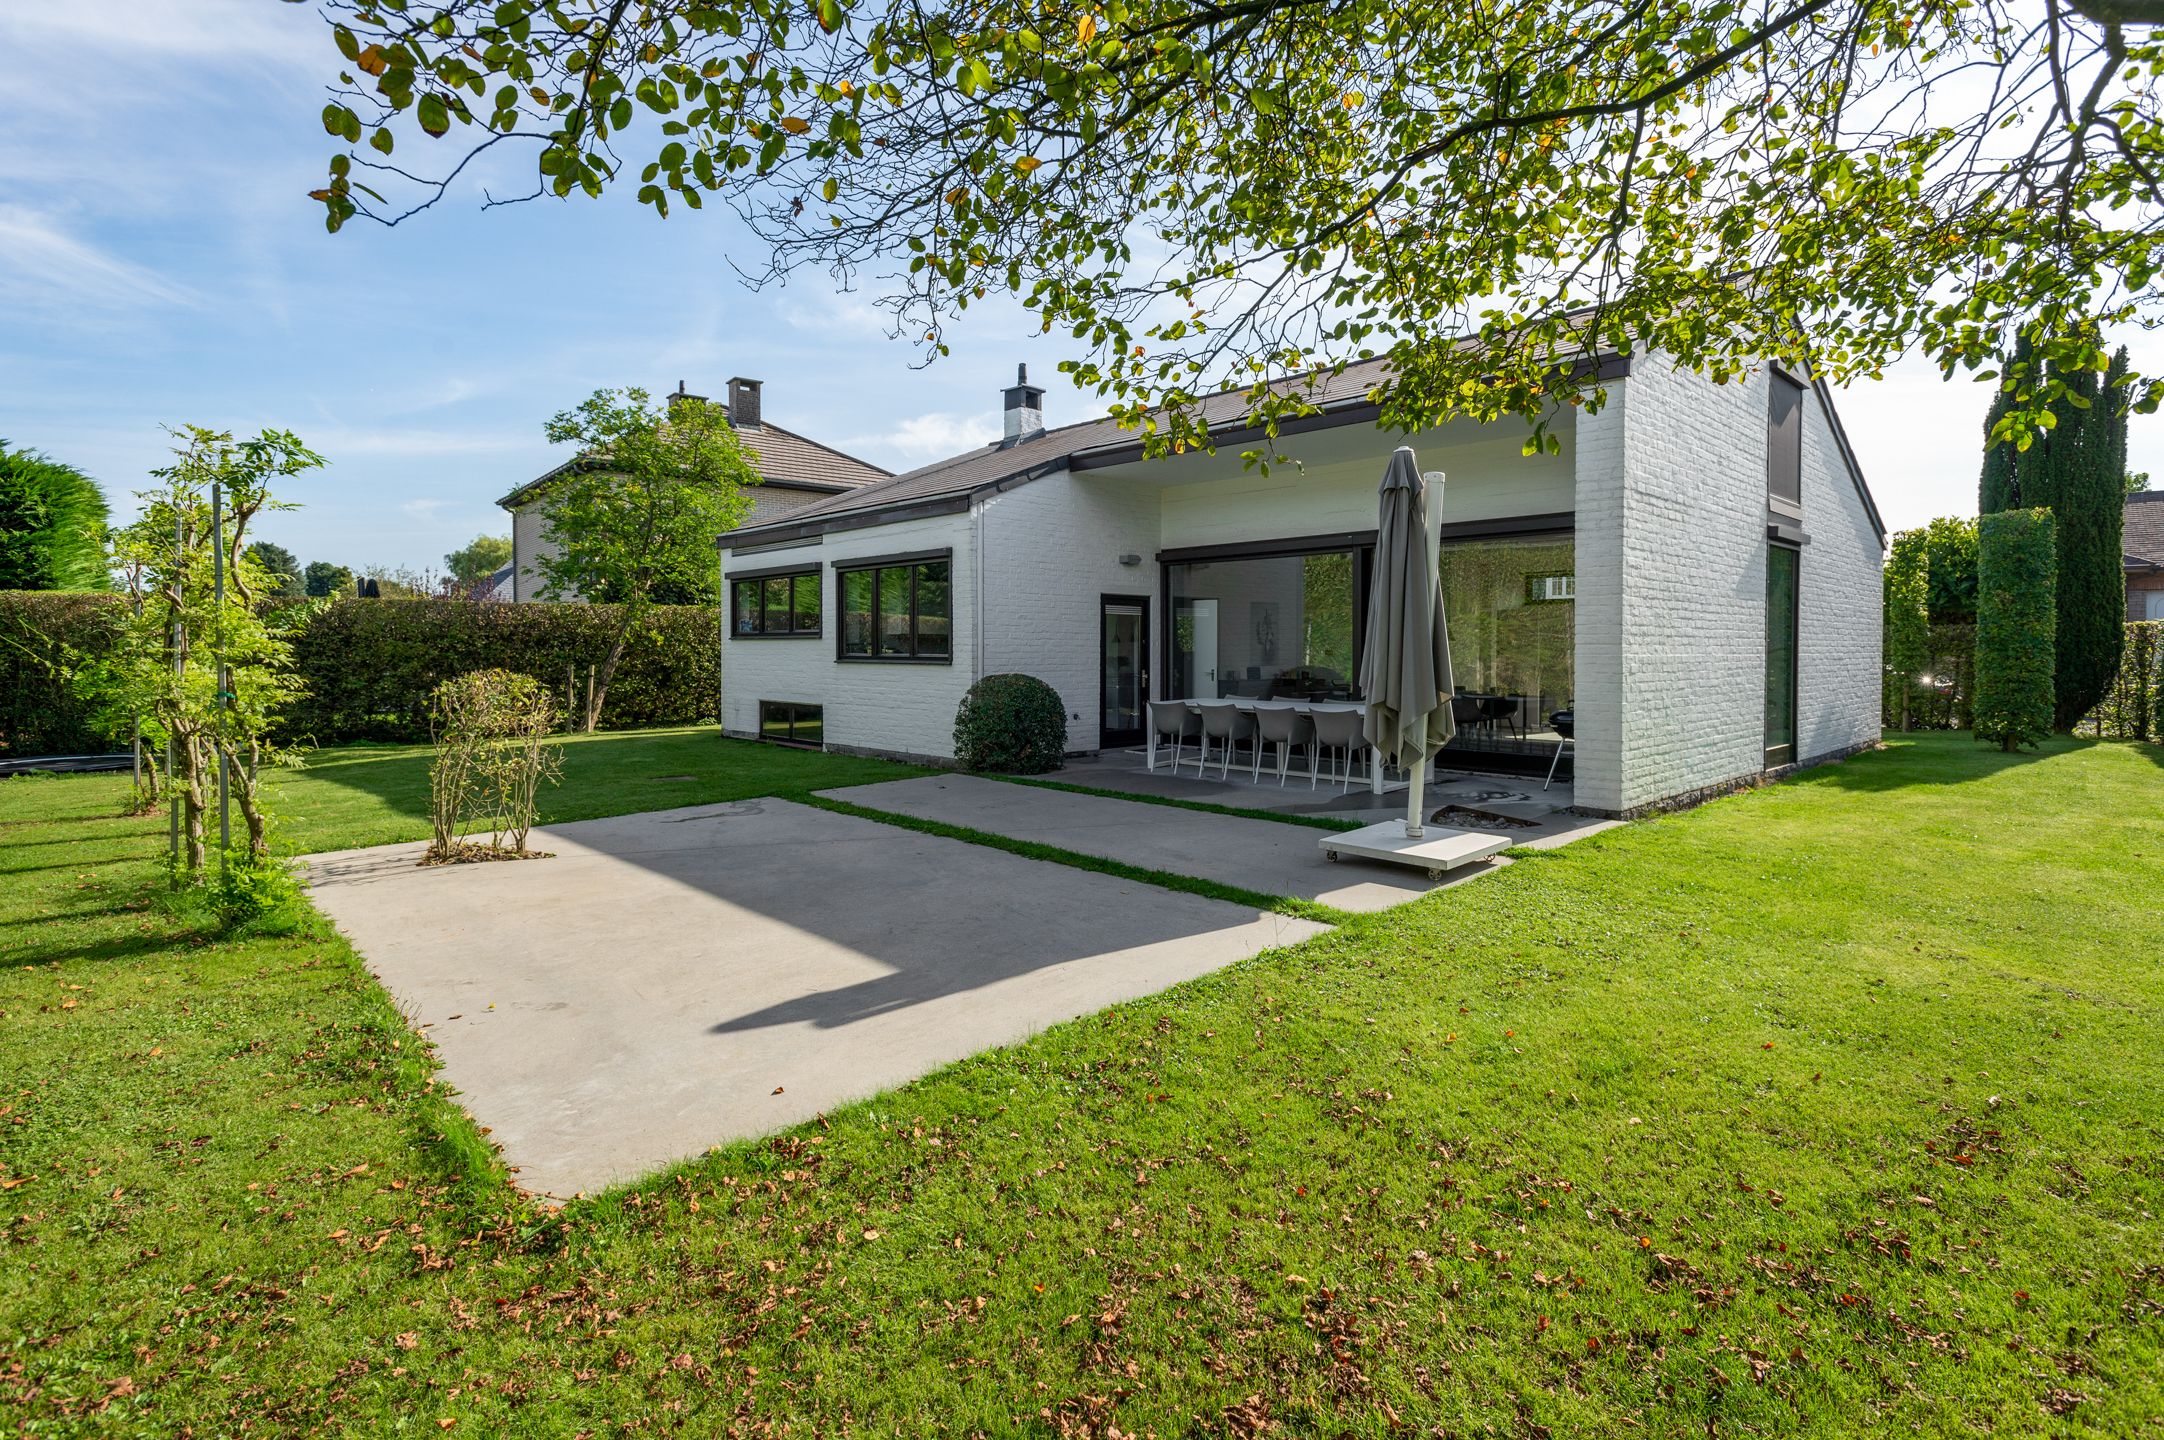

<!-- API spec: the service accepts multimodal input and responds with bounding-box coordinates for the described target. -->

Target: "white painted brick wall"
[717,511,976,761]
[1584,358,1882,813]
[1570,392,1630,813]
[980,473,1162,751]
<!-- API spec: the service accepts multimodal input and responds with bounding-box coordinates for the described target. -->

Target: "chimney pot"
[1001,363,1045,447]
[728,376,763,428]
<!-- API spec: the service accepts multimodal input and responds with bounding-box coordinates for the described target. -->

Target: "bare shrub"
[426,669,563,863]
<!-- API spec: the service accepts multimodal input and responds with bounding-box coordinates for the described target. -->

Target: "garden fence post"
[212,478,230,864]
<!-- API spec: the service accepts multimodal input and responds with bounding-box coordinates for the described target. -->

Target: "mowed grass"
[1,728,2160,1437]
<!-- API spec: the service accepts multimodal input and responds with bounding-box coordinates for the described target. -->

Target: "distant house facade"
[716,354,1887,819]
[2126,491,2164,622]
[496,377,889,602]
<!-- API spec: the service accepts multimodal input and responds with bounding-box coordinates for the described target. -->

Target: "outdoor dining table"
[1148,697,1384,793]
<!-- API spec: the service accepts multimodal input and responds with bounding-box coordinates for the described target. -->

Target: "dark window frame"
[728,567,823,638]
[835,549,954,664]
[1767,369,1806,520]
[757,700,825,748]
[1764,541,1801,768]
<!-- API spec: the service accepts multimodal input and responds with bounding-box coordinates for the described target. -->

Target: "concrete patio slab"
[304,799,1325,1199]
[817,774,1503,911]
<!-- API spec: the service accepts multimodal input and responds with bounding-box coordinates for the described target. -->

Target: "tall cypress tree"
[2051,347,2130,727]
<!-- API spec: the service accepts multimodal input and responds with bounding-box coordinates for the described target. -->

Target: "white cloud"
[846,412,999,466]
[0,206,197,313]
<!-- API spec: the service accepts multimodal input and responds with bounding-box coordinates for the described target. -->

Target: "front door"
[1099,595,1150,748]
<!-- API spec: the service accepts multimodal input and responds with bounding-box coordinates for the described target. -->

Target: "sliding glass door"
[1435,531,1576,772]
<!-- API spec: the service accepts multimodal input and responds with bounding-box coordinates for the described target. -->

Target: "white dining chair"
[1307,707,1370,792]
[1250,705,1315,786]
[1191,701,1256,780]
[1146,699,1200,772]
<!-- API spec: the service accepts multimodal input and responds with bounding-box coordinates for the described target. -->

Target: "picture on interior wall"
[1250,601,1280,665]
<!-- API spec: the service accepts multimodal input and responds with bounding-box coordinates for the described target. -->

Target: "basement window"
[758,701,824,749]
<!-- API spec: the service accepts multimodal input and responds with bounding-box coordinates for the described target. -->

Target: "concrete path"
[305,799,1324,1199]
[817,774,1505,912]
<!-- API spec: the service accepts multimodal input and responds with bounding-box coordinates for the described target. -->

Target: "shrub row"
[2086,621,2163,743]
[1973,509,2057,752]
[0,591,126,755]
[0,592,718,755]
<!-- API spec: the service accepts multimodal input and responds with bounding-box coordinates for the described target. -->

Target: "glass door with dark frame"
[1099,596,1149,748]
[1764,544,1800,766]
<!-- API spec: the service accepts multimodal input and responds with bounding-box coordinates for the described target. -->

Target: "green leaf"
[417,93,450,137]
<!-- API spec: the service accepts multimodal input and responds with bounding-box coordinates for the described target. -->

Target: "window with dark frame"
[757,701,824,748]
[729,570,822,637]
[1767,372,1805,512]
[837,555,952,661]
[1764,543,1800,767]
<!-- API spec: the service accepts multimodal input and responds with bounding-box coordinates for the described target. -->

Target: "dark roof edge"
[1809,377,1887,544]
[718,490,978,551]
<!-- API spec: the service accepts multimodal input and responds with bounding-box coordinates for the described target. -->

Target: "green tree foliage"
[444,533,513,588]
[246,541,306,598]
[2089,621,2162,741]
[1989,337,2131,727]
[1882,530,1930,731]
[78,428,324,873]
[1973,509,2057,753]
[303,560,355,597]
[310,1,2164,454]
[1921,517,1980,625]
[0,443,110,591]
[536,387,757,730]
[1977,335,2035,514]
[2129,470,2153,495]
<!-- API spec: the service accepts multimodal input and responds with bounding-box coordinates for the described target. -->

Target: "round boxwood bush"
[953,673,1067,773]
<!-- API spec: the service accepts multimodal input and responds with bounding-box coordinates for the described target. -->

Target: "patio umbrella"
[1360,447,1454,838]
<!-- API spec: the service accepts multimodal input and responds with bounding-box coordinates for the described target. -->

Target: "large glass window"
[1436,533,1576,763]
[730,570,821,636]
[838,556,952,661]
[1768,372,1804,511]
[1765,543,1800,766]
[1167,548,1363,700]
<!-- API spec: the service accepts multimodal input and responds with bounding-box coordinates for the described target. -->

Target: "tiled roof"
[747,358,1396,529]
[497,417,889,509]
[2127,491,2164,570]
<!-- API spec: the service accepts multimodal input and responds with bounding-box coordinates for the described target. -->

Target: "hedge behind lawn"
[0,592,719,754]
[0,590,126,756]
[1973,507,2057,752]
[286,598,718,743]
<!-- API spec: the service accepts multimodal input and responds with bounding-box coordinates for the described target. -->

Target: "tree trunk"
[584,624,632,733]
[222,737,269,860]
[175,734,208,874]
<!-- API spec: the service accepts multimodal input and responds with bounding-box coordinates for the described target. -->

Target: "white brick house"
[718,357,1885,818]
[497,378,889,602]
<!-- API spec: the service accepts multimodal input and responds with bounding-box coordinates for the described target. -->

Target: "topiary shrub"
[953,673,1067,773]
[1973,508,2056,752]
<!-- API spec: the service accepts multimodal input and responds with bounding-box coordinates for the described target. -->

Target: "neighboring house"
[717,354,1886,820]
[496,377,890,602]
[2126,490,2164,621]
[482,560,516,603]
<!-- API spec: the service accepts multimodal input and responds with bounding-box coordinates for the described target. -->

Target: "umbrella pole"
[1406,753,1426,839]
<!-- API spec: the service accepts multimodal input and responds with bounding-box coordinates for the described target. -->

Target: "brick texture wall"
[1574,358,1883,816]
[717,510,977,762]
[980,472,1162,751]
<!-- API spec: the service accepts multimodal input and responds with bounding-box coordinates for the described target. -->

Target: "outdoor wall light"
[1117,553,1142,566]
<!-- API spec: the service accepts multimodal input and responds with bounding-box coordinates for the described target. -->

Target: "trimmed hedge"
[285,599,718,743]
[0,591,127,755]
[0,592,719,754]
[953,673,1067,774]
[2086,621,2162,743]
[1973,509,2056,752]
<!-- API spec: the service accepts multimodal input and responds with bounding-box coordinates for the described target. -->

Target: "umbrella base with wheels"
[1318,821,1509,880]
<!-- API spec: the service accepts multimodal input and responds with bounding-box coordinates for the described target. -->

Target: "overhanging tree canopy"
[310,0,2164,450]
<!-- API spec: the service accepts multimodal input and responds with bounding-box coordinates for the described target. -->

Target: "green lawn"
[2,728,2160,1436]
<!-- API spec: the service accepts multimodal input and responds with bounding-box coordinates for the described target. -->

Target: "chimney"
[667,380,707,418]
[1001,363,1045,447]
[728,376,763,428]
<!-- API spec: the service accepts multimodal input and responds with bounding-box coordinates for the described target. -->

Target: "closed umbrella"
[1360,447,1454,838]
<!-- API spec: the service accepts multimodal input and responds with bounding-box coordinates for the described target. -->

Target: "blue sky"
[1,2,2156,577]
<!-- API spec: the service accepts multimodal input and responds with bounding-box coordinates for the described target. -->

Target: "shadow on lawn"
[1795,731,2077,794]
